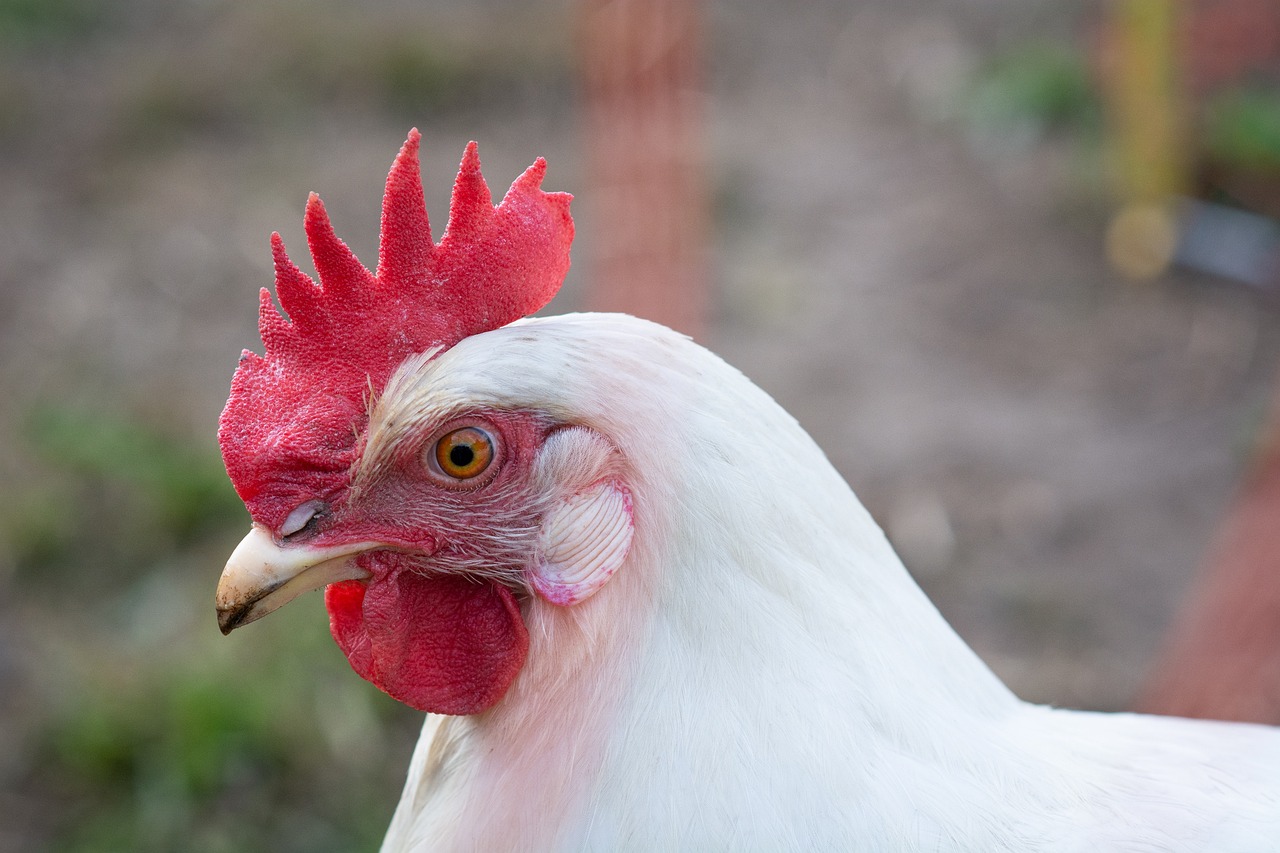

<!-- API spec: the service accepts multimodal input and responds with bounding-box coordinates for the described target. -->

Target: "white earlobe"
[531,480,633,606]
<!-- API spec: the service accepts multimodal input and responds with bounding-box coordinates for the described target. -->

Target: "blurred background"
[4,0,1280,849]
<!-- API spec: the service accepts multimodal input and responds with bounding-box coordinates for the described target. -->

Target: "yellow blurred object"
[1103,0,1190,278]
[1106,202,1180,279]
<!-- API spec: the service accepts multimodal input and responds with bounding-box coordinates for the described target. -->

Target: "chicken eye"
[432,426,495,480]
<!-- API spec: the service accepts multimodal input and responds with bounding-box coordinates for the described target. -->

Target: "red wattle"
[325,572,529,715]
[326,580,374,680]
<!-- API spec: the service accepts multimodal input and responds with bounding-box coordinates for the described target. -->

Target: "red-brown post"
[1137,373,1280,723]
[579,0,709,339]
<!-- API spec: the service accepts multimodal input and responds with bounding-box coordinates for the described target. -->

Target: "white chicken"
[215,130,1280,851]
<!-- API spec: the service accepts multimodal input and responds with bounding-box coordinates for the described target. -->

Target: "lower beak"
[216,525,378,635]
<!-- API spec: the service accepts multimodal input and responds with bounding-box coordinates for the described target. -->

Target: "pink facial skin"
[304,409,549,715]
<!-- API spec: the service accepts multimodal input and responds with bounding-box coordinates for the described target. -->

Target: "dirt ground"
[3,0,1280,847]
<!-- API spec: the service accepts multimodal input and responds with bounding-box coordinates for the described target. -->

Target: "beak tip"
[217,607,244,635]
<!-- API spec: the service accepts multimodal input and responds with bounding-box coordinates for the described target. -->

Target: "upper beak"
[216,524,378,635]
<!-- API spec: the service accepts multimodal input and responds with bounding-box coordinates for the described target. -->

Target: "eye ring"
[424,423,500,487]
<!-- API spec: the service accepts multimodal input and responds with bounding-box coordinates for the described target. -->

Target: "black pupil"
[449,444,475,468]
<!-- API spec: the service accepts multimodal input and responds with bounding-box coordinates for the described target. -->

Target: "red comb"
[219,129,573,521]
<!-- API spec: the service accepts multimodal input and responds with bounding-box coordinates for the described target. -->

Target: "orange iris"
[434,427,494,479]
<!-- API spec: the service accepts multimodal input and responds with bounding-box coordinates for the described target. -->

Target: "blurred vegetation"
[965,41,1102,143]
[36,604,413,853]
[962,39,1280,221]
[0,0,103,44]
[4,403,419,851]
[120,24,564,151]
[956,40,1109,208]
[15,406,243,581]
[113,6,571,152]
[1203,87,1280,173]
[0,1,572,156]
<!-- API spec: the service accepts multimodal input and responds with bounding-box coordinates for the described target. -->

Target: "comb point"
[461,140,480,169]
[510,157,549,194]
[443,140,494,242]
[270,232,321,321]
[304,191,373,296]
[257,287,291,355]
[378,128,434,285]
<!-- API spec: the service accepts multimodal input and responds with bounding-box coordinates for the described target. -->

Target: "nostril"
[281,500,328,539]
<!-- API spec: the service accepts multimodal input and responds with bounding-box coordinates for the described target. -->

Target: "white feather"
[373,313,1280,852]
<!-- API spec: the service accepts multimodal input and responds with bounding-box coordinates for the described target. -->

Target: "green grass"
[25,405,244,542]
[37,598,415,853]
[1203,87,1280,173]
[8,402,419,851]
[963,41,1102,143]
[10,405,245,592]
[0,0,102,44]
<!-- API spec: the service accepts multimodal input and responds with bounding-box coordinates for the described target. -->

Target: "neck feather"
[384,314,1018,850]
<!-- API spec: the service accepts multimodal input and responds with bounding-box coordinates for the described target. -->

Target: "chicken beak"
[216,525,377,635]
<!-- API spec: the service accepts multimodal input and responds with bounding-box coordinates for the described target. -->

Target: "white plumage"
[367,312,1280,851]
